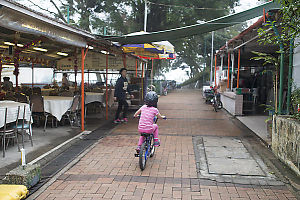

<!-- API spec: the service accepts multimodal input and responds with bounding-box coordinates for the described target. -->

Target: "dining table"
[43,96,73,121]
[0,101,31,130]
[85,92,105,105]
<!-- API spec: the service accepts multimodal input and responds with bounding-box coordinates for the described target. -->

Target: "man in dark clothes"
[114,68,134,123]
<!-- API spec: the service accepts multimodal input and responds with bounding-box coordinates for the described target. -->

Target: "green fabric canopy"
[105,1,279,44]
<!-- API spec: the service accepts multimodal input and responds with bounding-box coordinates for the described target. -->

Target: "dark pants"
[115,99,128,120]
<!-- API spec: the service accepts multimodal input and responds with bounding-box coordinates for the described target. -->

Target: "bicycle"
[211,92,223,112]
[134,116,166,170]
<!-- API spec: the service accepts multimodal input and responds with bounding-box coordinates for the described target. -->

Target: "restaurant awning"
[0,0,110,47]
[104,1,280,44]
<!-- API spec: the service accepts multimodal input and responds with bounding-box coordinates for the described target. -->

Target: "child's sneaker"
[121,118,128,123]
[154,139,160,147]
[136,146,141,153]
[113,119,121,124]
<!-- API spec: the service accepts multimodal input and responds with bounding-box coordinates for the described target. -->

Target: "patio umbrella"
[152,41,175,54]
[122,44,164,54]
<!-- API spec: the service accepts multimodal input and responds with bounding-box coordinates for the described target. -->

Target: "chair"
[15,93,28,103]
[4,91,16,101]
[13,105,33,148]
[63,95,80,127]
[49,90,59,96]
[0,106,20,157]
[30,94,54,132]
[32,87,41,95]
[59,90,73,97]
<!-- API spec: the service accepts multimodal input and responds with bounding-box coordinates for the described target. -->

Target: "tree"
[18,0,242,78]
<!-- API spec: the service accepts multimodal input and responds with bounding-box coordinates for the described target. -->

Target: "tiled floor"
[34,90,297,200]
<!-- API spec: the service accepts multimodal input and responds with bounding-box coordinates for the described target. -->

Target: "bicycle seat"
[140,132,152,137]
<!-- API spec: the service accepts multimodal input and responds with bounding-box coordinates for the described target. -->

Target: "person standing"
[2,77,13,91]
[62,73,70,89]
[114,68,133,123]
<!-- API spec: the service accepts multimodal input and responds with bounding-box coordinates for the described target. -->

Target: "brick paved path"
[35,90,297,200]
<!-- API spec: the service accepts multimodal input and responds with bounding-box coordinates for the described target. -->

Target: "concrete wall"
[221,92,243,116]
[272,115,300,176]
[293,37,300,89]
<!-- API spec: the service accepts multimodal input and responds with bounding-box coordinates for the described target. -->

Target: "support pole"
[0,56,2,88]
[270,17,284,114]
[81,47,88,131]
[231,53,235,91]
[210,31,214,85]
[87,70,90,87]
[141,62,144,101]
[287,38,294,114]
[32,62,34,88]
[214,55,217,86]
[135,59,138,77]
[144,0,148,32]
[227,52,230,89]
[237,48,241,88]
[151,59,154,85]
[106,53,108,120]
[220,54,224,72]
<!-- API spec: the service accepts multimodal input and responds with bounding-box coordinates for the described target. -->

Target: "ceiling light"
[57,52,68,56]
[4,42,14,46]
[101,50,109,55]
[46,54,61,58]
[33,47,48,52]
[88,46,94,50]
[2,64,14,68]
[0,45,9,49]
[4,42,24,47]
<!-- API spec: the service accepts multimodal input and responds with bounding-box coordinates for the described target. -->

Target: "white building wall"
[293,37,300,89]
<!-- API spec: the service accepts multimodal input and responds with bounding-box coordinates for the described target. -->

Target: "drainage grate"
[29,121,116,194]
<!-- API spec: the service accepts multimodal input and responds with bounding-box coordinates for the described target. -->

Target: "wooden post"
[227,52,230,89]
[106,53,108,120]
[237,48,241,88]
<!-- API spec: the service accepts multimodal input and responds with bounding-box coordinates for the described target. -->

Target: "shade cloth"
[106,1,279,44]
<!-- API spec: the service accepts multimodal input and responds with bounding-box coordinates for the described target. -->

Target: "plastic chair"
[0,106,20,157]
[30,94,55,132]
[13,105,33,148]
[63,95,80,127]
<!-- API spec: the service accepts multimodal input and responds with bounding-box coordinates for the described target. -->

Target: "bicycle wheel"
[218,101,223,109]
[139,142,147,170]
[213,99,218,112]
[149,135,156,157]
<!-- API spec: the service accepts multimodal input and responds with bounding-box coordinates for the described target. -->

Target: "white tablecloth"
[85,92,104,105]
[0,101,31,128]
[43,96,73,121]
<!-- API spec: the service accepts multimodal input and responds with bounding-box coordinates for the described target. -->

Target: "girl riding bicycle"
[133,91,166,153]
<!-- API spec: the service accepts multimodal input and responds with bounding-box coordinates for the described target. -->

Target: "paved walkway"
[34,90,297,200]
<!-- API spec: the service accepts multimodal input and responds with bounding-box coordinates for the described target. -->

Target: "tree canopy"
[18,0,245,80]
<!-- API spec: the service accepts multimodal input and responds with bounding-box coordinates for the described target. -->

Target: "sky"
[10,0,263,84]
